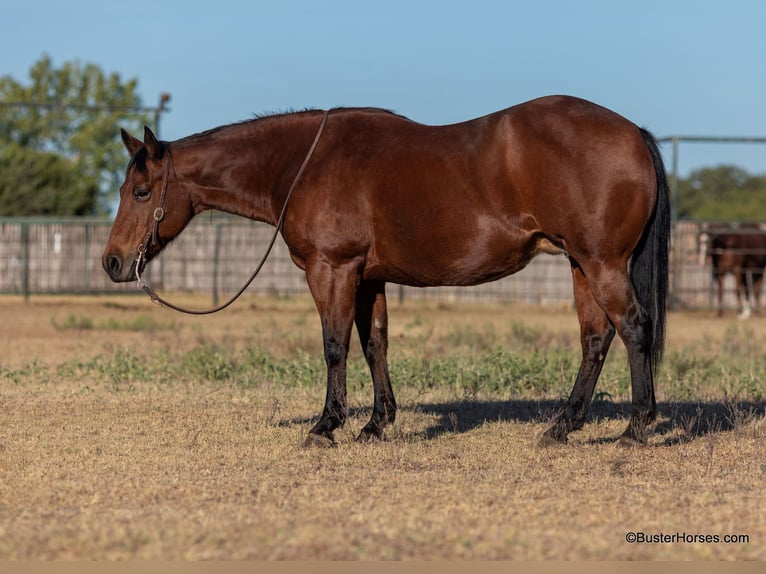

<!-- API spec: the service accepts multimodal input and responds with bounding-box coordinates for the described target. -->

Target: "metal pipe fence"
[0,216,757,311]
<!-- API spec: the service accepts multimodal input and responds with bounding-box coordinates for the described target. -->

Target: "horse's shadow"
[403,398,765,446]
[280,398,765,446]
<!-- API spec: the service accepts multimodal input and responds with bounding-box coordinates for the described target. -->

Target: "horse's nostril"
[105,255,122,277]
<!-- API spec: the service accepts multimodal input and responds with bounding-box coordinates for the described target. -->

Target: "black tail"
[632,128,671,376]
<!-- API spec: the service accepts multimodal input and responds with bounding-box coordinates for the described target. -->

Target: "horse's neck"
[178,115,320,225]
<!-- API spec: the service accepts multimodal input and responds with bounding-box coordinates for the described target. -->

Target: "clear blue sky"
[2,0,766,177]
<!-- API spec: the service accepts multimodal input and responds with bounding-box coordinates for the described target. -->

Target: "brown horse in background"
[103,95,670,447]
[699,224,766,318]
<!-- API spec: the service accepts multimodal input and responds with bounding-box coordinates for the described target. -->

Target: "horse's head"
[103,126,194,282]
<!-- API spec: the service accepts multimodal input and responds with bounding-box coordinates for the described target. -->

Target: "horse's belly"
[364,234,564,287]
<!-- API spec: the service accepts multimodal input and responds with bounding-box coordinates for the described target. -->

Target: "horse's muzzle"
[102,252,137,283]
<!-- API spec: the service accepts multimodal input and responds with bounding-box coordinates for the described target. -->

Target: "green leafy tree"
[0,54,154,215]
[0,143,86,215]
[677,165,766,220]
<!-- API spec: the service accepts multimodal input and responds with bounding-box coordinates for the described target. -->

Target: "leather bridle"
[134,109,329,315]
[135,146,173,268]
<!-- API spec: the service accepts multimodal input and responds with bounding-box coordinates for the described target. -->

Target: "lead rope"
[135,110,329,315]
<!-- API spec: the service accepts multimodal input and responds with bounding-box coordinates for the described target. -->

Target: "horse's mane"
[176,106,410,145]
[126,146,147,174]
[251,107,318,120]
[252,106,408,121]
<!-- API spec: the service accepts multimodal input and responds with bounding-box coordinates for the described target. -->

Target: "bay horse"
[699,224,766,318]
[103,95,670,447]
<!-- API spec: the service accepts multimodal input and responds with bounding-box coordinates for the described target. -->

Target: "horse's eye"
[133,187,151,202]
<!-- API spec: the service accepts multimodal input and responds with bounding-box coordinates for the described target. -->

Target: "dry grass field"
[0,293,763,560]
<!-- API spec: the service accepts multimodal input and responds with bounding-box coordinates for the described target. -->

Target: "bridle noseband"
[134,109,329,315]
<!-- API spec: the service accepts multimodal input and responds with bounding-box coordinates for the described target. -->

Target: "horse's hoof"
[303,433,336,448]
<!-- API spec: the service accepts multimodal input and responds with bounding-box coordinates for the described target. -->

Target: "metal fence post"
[21,222,30,301]
[213,222,223,306]
[83,222,91,290]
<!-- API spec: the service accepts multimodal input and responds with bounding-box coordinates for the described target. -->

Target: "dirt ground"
[0,294,764,560]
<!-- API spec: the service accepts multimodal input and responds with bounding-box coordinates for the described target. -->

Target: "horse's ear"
[143,125,165,159]
[121,128,143,156]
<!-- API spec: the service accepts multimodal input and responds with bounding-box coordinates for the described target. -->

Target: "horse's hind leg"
[589,264,657,446]
[737,271,751,320]
[753,271,764,314]
[541,263,615,445]
[355,280,396,441]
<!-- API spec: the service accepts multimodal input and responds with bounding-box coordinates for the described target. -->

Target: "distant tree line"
[676,165,766,220]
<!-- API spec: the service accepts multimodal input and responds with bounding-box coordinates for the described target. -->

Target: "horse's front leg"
[303,257,360,448]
